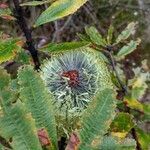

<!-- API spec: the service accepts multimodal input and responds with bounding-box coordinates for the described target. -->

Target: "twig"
[104,49,142,150]
[131,128,142,150]
[12,0,40,70]
[83,3,105,34]
[108,52,127,95]
[52,16,72,42]
[94,44,142,149]
[0,136,12,149]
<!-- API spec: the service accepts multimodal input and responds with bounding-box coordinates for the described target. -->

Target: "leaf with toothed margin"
[0,67,42,150]
[17,66,58,149]
[100,136,136,150]
[78,89,116,150]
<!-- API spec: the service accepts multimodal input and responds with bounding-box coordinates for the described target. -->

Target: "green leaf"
[15,50,30,64]
[110,112,135,138]
[77,33,91,42]
[130,71,149,99]
[116,22,137,43]
[117,39,141,58]
[0,7,11,16]
[20,0,51,6]
[124,98,144,112]
[79,89,116,150]
[100,136,136,150]
[0,6,15,20]
[0,144,4,150]
[142,104,150,120]
[0,38,22,63]
[107,25,114,44]
[0,69,42,150]
[85,26,107,46]
[18,66,58,149]
[35,0,88,26]
[40,41,90,53]
[0,67,10,90]
[135,127,150,150]
[0,102,43,150]
[124,98,150,120]
[99,52,109,63]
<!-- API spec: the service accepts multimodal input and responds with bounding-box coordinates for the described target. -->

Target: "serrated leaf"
[40,41,90,53]
[85,26,107,46]
[0,69,42,150]
[79,89,116,150]
[117,39,141,58]
[116,22,137,43]
[135,127,150,150]
[100,136,136,150]
[20,0,51,6]
[18,66,58,149]
[0,102,43,150]
[35,0,88,26]
[0,38,22,63]
[110,112,135,138]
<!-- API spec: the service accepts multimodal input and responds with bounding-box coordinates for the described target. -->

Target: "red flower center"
[62,70,79,87]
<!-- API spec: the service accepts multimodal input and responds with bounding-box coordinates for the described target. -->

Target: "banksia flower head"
[41,48,112,114]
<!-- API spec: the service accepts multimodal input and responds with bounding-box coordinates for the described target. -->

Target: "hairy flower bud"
[41,48,112,114]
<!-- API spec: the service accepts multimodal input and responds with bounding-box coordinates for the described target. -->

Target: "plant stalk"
[12,0,40,70]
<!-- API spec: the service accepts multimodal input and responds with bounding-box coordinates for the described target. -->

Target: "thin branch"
[0,136,12,149]
[108,52,127,95]
[131,128,142,150]
[12,0,40,70]
[52,16,72,42]
[94,44,142,149]
[104,49,142,150]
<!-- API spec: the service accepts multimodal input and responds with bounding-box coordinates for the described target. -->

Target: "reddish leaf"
[0,3,8,9]
[1,15,15,20]
[66,132,80,150]
[37,128,51,146]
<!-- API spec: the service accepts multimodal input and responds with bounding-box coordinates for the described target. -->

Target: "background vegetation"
[0,0,149,150]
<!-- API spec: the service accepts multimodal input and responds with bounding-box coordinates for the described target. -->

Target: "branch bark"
[12,0,40,70]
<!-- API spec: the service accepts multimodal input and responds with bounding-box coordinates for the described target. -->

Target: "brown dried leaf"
[37,128,51,146]
[66,132,80,150]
